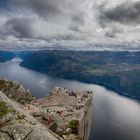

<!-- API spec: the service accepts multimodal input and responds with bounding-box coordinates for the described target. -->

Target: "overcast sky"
[0,0,140,51]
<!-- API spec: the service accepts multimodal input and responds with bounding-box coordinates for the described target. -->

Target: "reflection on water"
[0,59,140,140]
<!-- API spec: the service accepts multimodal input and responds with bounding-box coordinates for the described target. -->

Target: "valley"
[18,50,140,100]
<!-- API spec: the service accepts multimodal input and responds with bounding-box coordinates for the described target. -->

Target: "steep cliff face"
[0,78,35,104]
[79,96,93,140]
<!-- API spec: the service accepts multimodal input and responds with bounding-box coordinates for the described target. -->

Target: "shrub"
[68,120,79,134]
[0,101,14,119]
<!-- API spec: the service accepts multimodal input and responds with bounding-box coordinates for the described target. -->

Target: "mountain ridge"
[19,50,140,100]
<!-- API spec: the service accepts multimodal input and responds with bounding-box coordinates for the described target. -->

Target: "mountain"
[0,51,15,62]
[20,50,140,100]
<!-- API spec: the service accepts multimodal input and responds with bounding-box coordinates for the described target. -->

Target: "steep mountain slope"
[20,50,140,100]
[0,51,15,62]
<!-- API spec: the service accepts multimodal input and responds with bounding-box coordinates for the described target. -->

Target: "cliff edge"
[29,87,93,140]
[0,91,62,140]
[0,78,35,104]
[0,78,93,140]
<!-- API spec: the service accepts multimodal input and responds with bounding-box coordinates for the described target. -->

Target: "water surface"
[0,59,140,140]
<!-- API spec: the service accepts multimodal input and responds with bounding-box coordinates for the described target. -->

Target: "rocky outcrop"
[29,87,93,140]
[0,91,63,140]
[0,79,93,140]
[0,78,35,104]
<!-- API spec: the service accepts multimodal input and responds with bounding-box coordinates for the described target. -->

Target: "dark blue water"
[0,58,140,140]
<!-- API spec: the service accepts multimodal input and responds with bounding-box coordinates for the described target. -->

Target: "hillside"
[20,50,140,100]
[0,51,15,62]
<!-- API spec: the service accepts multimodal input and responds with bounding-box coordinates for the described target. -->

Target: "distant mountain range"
[0,50,140,100]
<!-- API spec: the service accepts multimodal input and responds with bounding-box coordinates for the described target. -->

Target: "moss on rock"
[0,101,14,119]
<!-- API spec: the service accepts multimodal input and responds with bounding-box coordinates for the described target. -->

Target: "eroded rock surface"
[0,78,35,104]
[0,78,93,140]
[28,87,93,140]
[0,91,62,140]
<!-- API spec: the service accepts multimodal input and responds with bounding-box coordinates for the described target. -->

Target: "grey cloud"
[50,34,80,41]
[24,0,63,19]
[105,27,122,38]
[4,17,35,38]
[100,1,140,25]
[72,14,85,25]
[69,13,85,32]
[105,31,116,38]
[2,16,81,41]
[11,0,84,20]
[1,0,87,41]
[1,0,140,50]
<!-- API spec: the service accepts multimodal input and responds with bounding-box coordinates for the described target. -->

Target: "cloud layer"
[0,0,140,50]
[100,1,140,25]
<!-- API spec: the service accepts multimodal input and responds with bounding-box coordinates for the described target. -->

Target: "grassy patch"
[0,101,14,119]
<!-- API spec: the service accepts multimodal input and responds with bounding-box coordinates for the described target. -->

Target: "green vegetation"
[0,101,14,119]
[15,50,140,100]
[69,120,79,134]
[0,79,35,104]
